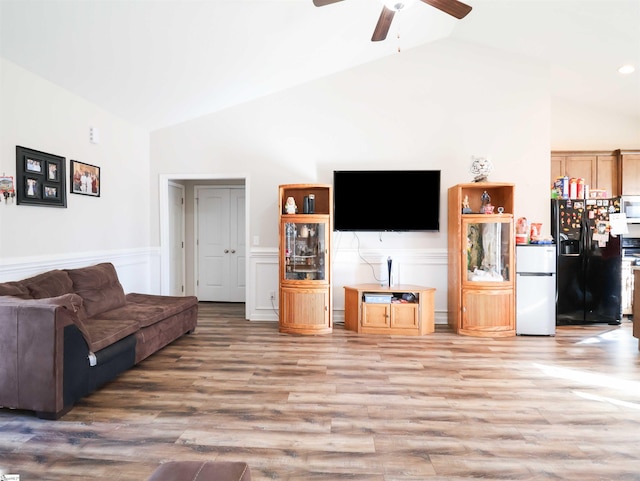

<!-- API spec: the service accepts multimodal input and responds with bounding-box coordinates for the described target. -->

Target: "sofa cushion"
[66,263,126,318]
[81,317,140,353]
[100,293,198,328]
[0,281,31,299]
[19,270,74,299]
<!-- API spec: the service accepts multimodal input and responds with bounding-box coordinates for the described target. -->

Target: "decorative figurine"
[470,156,493,182]
[480,190,493,214]
[285,196,297,214]
[462,195,472,214]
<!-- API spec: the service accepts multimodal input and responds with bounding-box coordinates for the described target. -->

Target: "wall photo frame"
[16,146,67,207]
[70,160,100,197]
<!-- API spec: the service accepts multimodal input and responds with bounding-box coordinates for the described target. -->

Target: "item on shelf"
[529,222,543,241]
[285,196,297,214]
[462,195,472,214]
[590,189,607,198]
[480,190,493,214]
[516,217,529,244]
[303,194,315,214]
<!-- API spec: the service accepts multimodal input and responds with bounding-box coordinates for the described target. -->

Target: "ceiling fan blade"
[371,6,395,42]
[313,0,344,6]
[420,0,472,19]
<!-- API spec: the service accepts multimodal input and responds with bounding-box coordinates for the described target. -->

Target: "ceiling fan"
[313,0,472,42]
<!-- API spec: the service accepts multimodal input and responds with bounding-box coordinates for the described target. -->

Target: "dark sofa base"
[35,325,138,420]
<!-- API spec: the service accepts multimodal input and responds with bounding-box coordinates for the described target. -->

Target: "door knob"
[231,249,236,254]
[224,249,229,253]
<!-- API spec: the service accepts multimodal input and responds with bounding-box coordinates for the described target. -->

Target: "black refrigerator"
[551,197,622,325]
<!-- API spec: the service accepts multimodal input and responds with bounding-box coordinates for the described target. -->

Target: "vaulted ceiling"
[1,0,639,131]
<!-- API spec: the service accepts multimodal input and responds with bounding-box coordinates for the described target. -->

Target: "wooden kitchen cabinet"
[550,151,619,197]
[278,184,332,334]
[447,183,516,337]
[618,150,640,195]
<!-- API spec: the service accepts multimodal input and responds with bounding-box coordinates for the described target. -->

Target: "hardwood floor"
[2,302,640,480]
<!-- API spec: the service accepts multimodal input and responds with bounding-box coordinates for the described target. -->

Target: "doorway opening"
[159,174,249,318]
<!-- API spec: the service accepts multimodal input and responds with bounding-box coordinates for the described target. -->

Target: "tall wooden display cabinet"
[447,183,516,337]
[278,184,332,334]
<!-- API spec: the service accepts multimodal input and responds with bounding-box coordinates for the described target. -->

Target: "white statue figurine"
[285,196,297,214]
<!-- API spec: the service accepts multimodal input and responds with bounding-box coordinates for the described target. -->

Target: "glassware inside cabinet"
[284,222,326,281]
[465,220,511,282]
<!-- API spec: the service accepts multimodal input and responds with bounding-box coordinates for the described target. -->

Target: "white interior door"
[168,182,185,296]
[196,186,245,302]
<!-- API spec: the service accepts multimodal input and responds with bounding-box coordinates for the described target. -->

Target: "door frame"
[168,181,186,296]
[159,174,250,317]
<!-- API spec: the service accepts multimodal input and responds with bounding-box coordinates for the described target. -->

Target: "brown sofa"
[0,262,198,419]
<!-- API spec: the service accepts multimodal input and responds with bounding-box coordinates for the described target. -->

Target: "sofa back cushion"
[19,270,74,299]
[0,281,31,299]
[66,263,126,318]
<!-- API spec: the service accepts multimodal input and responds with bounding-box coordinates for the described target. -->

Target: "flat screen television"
[333,170,441,232]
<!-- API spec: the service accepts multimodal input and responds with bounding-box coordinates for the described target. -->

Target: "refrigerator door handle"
[518,272,555,277]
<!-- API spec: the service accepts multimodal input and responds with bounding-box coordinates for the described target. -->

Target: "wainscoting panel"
[0,248,157,294]
[247,247,279,321]
[246,247,449,324]
[331,247,449,324]
[2,247,448,325]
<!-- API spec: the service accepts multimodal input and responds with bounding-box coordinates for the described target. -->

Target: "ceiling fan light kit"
[313,0,472,42]
[380,1,416,11]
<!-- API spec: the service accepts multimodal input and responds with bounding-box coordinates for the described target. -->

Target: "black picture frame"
[70,160,100,197]
[16,146,67,207]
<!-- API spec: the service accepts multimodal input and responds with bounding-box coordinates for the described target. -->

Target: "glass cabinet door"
[284,221,326,281]
[463,217,513,283]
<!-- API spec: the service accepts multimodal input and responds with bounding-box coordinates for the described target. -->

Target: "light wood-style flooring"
[2,302,640,480]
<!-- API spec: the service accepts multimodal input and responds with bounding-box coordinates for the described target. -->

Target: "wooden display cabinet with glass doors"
[278,184,332,334]
[447,183,516,337]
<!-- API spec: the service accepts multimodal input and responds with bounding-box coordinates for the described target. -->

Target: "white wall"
[551,97,640,150]
[152,39,552,244]
[0,59,153,292]
[150,38,552,321]
[3,35,639,320]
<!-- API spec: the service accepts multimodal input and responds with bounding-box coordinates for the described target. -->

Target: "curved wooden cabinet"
[278,184,332,334]
[448,183,516,337]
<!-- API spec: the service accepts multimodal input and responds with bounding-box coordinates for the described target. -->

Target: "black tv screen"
[333,170,441,232]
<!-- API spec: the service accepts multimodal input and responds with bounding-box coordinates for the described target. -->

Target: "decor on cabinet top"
[470,156,493,183]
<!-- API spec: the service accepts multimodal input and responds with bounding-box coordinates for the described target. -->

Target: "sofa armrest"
[0,297,89,418]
